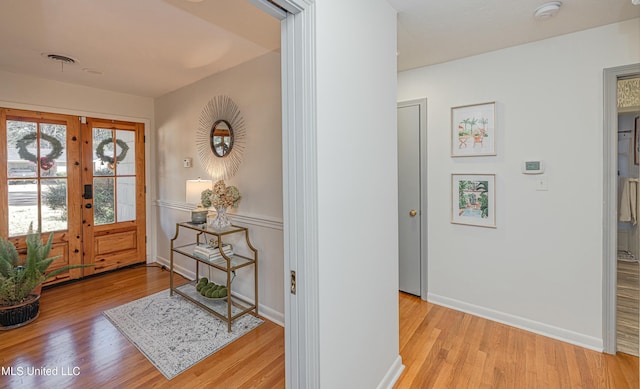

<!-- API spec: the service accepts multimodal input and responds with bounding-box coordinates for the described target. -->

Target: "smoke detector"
[534,2,562,20]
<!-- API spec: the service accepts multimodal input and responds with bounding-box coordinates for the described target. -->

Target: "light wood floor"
[0,265,285,389]
[617,259,639,356]
[395,293,639,389]
[1,267,638,389]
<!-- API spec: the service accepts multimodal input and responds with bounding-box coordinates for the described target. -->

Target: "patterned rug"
[103,288,263,380]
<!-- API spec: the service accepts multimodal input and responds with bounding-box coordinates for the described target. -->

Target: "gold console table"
[170,222,258,332]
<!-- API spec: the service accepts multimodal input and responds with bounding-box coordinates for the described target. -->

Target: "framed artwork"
[451,174,496,228]
[451,101,496,157]
[635,116,639,166]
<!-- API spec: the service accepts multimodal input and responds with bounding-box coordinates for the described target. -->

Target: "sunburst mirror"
[196,96,246,179]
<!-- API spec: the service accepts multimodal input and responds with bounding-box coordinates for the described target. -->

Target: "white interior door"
[398,102,422,296]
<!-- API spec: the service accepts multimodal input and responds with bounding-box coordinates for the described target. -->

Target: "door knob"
[409,210,417,217]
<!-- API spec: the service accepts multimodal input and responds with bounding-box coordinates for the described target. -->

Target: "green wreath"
[16,133,63,171]
[96,138,130,165]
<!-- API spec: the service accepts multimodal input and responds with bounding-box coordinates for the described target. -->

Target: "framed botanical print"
[451,174,496,228]
[451,102,496,157]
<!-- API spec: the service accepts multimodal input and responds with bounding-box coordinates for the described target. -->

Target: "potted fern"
[0,225,91,330]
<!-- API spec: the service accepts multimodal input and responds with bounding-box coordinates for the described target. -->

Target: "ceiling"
[0,0,637,98]
[389,0,640,72]
[0,0,280,98]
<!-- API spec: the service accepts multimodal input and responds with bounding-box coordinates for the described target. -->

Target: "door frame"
[250,0,318,388]
[397,98,428,299]
[602,63,640,354]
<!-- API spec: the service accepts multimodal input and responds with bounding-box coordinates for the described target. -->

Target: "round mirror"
[210,119,234,157]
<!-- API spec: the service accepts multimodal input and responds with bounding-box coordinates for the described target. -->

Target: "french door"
[0,108,145,284]
[81,118,145,275]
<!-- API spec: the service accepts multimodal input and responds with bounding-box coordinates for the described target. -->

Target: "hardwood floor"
[2,267,638,388]
[617,259,639,356]
[394,293,639,389]
[0,265,285,389]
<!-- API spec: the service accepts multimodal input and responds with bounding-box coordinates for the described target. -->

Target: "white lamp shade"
[186,178,212,206]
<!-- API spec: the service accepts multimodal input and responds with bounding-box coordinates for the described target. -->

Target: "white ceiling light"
[632,0,640,5]
[533,1,562,20]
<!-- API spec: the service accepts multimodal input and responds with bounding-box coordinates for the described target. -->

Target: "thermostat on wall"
[522,160,544,174]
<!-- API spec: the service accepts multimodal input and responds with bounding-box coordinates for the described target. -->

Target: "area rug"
[103,287,263,380]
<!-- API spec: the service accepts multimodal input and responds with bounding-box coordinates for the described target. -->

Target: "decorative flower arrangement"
[205,180,241,229]
[210,180,241,209]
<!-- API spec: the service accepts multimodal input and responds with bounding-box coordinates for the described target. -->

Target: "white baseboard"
[153,256,284,327]
[376,355,404,389]
[427,293,603,352]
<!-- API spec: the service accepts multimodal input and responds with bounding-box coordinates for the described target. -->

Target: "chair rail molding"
[153,200,283,231]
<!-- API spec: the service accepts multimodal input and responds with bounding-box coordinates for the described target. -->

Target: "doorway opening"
[603,64,640,356]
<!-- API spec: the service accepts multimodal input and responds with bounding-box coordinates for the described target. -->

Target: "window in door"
[6,118,68,237]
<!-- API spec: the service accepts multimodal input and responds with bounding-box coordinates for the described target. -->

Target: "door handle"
[409,210,417,217]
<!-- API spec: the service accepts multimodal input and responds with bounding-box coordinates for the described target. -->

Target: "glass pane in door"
[93,128,115,176]
[8,179,38,236]
[39,123,66,177]
[94,177,115,226]
[115,130,135,175]
[7,120,37,179]
[116,176,136,222]
[41,179,68,232]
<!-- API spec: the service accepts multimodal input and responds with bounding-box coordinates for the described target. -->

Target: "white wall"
[315,1,401,388]
[398,18,640,350]
[0,69,154,120]
[154,52,284,324]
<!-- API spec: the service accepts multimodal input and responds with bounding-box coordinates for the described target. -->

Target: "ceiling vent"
[41,53,78,72]
[43,53,77,64]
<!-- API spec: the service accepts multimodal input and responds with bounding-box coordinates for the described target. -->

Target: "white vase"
[210,206,231,229]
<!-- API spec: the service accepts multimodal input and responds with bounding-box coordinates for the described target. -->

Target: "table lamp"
[186,177,212,223]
